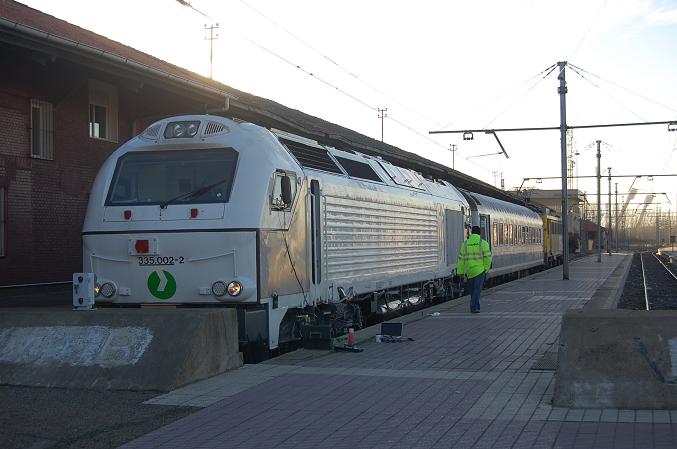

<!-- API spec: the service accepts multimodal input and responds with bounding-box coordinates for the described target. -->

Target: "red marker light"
[190,208,198,218]
[124,210,132,220]
[135,239,149,254]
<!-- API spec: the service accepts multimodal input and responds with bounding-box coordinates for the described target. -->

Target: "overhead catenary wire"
[176,0,463,163]
[567,0,608,60]
[568,64,647,122]
[569,63,677,116]
[243,37,478,172]
[245,39,378,112]
[481,64,559,129]
[174,0,213,19]
[440,63,557,130]
[237,0,441,127]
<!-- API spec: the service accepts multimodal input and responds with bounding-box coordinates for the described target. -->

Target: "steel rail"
[640,252,650,311]
[651,252,677,282]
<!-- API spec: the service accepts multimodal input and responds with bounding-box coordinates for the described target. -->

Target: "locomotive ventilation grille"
[204,121,228,136]
[323,195,439,281]
[280,139,343,174]
[141,123,161,139]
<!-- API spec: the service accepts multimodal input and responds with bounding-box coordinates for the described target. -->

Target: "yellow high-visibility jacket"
[457,234,492,279]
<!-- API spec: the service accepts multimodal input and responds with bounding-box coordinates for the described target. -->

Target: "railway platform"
[120,253,677,449]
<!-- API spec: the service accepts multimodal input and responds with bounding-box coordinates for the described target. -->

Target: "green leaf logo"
[147,270,177,300]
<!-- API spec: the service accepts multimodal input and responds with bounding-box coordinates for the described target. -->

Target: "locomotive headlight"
[100,282,116,298]
[227,281,243,297]
[186,122,199,137]
[164,121,200,139]
[211,281,227,297]
[171,122,186,137]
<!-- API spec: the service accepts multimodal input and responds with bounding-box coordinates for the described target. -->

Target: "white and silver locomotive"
[79,114,554,357]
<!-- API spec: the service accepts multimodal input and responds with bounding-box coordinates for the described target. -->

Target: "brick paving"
[121,254,677,449]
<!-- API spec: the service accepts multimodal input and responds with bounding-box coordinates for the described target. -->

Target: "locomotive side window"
[271,171,297,210]
[105,148,238,206]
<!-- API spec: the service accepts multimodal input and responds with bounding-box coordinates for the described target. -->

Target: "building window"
[30,99,53,160]
[0,186,5,257]
[89,80,118,142]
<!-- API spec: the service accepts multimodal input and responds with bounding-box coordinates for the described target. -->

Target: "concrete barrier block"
[554,309,677,409]
[0,309,242,391]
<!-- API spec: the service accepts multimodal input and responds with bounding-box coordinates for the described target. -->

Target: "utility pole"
[596,140,601,263]
[656,208,660,247]
[378,108,387,142]
[204,23,219,79]
[582,193,587,254]
[670,208,673,251]
[558,61,569,279]
[615,183,618,252]
[449,144,457,170]
[607,167,612,256]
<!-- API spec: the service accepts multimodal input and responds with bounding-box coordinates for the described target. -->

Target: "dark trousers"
[466,272,486,312]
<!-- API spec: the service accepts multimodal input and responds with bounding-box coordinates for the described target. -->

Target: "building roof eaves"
[0,14,238,101]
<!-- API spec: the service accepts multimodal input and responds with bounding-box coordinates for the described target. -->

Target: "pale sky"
[21,0,677,221]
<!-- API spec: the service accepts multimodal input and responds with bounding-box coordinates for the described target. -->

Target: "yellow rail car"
[542,213,563,267]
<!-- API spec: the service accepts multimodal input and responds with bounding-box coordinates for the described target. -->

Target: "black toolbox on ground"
[301,324,333,350]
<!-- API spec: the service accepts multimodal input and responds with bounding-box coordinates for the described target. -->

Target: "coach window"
[89,80,118,142]
[271,171,297,210]
[492,223,498,246]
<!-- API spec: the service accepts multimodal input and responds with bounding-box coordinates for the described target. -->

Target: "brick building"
[0,0,517,286]
[0,0,238,285]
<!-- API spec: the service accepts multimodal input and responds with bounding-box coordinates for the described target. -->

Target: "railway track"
[639,251,677,310]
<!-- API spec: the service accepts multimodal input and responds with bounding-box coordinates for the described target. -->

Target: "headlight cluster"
[164,121,200,139]
[211,280,243,298]
[95,281,117,298]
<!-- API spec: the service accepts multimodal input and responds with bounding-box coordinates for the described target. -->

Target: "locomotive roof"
[1,0,523,206]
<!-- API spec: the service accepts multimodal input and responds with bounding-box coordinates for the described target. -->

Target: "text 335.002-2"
[138,256,185,266]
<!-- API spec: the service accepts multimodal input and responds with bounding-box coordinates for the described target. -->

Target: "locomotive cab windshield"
[106,147,238,207]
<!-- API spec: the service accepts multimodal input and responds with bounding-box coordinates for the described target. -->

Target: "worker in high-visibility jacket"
[457,225,493,313]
